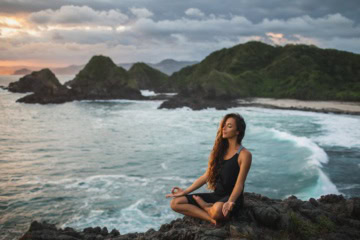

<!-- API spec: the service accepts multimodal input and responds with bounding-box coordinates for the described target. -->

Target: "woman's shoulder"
[237,147,252,164]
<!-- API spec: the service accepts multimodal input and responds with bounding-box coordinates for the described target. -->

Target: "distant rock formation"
[150,59,198,75]
[10,56,149,104]
[118,59,198,75]
[128,62,169,92]
[19,193,360,240]
[64,55,143,100]
[12,68,32,75]
[8,69,67,94]
[52,65,84,75]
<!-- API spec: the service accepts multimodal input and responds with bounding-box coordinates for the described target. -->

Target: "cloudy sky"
[0,0,359,69]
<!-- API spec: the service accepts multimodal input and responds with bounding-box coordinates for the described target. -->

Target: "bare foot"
[193,195,213,210]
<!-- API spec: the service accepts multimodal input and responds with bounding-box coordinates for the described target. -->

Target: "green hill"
[128,62,169,92]
[69,55,138,96]
[169,41,360,101]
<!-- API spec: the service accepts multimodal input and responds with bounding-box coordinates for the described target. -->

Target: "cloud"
[1,3,360,68]
[28,5,128,27]
[130,7,153,18]
[185,8,205,17]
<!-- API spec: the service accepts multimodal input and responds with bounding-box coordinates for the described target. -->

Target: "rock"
[13,68,32,75]
[230,222,255,238]
[8,68,67,94]
[100,227,108,236]
[158,91,239,110]
[128,62,169,92]
[19,193,360,240]
[319,194,345,204]
[67,55,144,100]
[346,198,360,220]
[252,205,281,229]
[110,228,120,236]
[203,228,228,238]
[8,56,164,104]
[309,197,319,207]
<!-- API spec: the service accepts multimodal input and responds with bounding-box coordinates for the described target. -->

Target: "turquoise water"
[0,75,359,239]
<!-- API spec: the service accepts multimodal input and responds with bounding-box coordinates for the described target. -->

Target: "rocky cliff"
[20,193,360,240]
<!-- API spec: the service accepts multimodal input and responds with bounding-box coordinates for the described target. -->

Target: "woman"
[166,113,252,225]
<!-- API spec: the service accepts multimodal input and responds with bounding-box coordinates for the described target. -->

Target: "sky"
[0,0,359,70]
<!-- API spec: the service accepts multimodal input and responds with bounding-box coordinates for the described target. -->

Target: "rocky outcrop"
[128,62,169,92]
[20,192,360,240]
[8,68,66,94]
[9,56,147,104]
[64,55,143,100]
[158,88,239,110]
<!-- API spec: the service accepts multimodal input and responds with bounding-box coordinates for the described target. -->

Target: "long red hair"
[206,113,246,190]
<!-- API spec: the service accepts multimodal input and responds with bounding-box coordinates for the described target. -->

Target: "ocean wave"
[269,128,341,199]
[312,115,360,148]
[270,128,328,166]
[62,197,177,235]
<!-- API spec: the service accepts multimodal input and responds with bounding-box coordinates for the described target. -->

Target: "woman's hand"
[165,187,186,198]
[222,201,235,217]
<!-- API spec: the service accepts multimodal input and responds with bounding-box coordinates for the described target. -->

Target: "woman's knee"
[170,196,187,211]
[170,198,177,210]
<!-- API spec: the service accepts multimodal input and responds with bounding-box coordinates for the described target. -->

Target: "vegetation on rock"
[168,41,360,101]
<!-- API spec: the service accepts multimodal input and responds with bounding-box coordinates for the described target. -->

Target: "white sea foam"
[292,169,343,200]
[156,176,195,185]
[63,197,176,234]
[161,162,168,170]
[44,174,194,194]
[140,90,157,96]
[317,170,341,195]
[268,127,342,199]
[313,115,360,148]
[270,128,328,166]
[338,184,360,190]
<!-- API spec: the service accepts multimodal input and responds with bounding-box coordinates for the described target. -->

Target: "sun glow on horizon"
[0,16,22,27]
[0,60,68,68]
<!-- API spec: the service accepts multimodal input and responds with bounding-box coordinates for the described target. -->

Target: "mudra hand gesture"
[222,201,235,217]
[165,187,186,198]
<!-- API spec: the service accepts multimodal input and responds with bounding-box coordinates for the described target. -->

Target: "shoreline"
[237,98,360,115]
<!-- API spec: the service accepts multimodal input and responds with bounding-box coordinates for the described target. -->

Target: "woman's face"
[222,117,238,139]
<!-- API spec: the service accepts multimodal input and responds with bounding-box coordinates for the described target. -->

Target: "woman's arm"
[183,171,207,194]
[166,170,208,198]
[223,149,252,216]
[229,149,252,202]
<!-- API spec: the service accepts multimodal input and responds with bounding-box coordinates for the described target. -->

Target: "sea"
[0,75,359,240]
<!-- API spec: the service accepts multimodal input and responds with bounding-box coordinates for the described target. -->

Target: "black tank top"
[214,146,245,196]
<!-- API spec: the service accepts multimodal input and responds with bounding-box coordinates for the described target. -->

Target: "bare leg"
[193,195,227,224]
[170,196,216,225]
[192,195,213,209]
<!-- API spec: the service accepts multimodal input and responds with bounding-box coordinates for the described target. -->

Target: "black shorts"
[184,191,244,216]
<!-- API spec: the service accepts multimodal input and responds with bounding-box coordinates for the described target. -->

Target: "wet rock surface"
[20,192,360,240]
[158,89,239,110]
